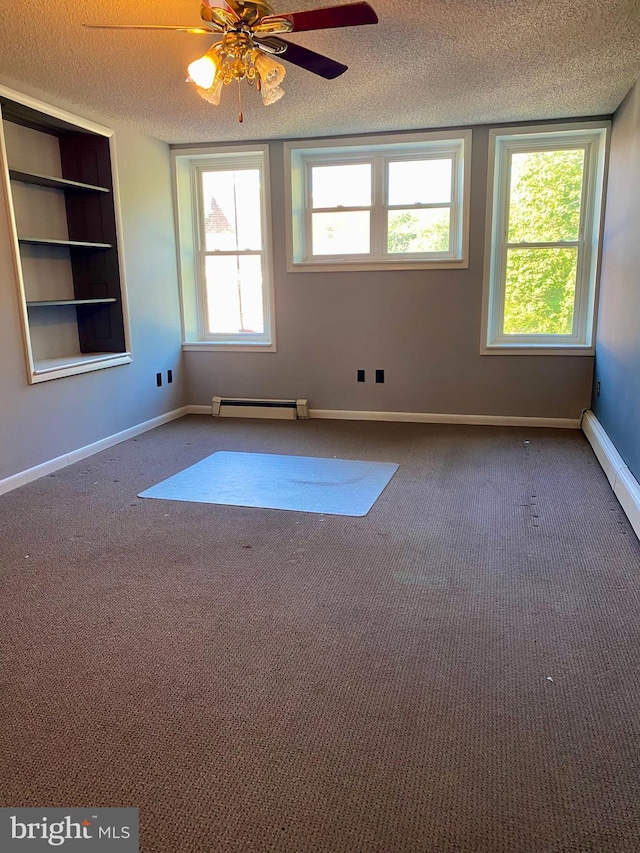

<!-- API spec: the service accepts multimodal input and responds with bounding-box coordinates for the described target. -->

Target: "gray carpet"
[1,416,639,852]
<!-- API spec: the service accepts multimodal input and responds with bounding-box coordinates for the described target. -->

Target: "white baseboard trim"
[187,405,579,428]
[581,409,640,540]
[0,407,189,497]
[309,409,580,429]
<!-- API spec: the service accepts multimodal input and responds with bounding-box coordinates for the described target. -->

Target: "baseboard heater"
[212,396,309,420]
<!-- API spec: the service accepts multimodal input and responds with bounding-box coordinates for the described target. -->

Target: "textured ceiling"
[0,0,639,144]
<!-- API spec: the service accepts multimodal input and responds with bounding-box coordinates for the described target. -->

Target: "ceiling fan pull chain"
[237,78,243,123]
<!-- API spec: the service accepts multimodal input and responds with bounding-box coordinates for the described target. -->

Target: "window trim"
[481,121,609,356]
[172,144,276,352]
[284,130,472,272]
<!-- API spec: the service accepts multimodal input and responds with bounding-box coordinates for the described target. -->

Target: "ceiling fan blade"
[256,2,378,34]
[83,24,215,34]
[255,37,348,79]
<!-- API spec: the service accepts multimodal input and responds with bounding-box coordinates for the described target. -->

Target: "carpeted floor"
[1,416,639,852]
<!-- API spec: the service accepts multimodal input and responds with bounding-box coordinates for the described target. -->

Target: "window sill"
[481,344,595,356]
[183,342,276,353]
[287,258,469,273]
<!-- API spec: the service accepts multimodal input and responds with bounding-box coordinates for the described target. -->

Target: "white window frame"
[284,130,472,272]
[172,144,276,351]
[481,122,609,355]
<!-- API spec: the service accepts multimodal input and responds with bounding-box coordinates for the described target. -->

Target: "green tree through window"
[503,149,585,335]
[387,210,450,253]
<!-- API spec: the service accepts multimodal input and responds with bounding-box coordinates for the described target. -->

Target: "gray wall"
[0,81,184,481]
[0,84,611,485]
[185,127,594,418]
[592,81,640,481]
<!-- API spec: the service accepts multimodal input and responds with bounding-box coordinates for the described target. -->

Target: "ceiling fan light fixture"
[188,38,287,111]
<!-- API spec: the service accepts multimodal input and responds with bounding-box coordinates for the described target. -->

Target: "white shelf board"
[9,169,110,193]
[31,351,132,382]
[19,237,112,249]
[27,298,117,307]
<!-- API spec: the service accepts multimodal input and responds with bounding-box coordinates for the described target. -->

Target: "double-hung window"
[285,130,471,271]
[482,122,608,353]
[173,145,275,350]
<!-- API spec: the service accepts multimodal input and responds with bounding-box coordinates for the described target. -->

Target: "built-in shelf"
[18,237,113,249]
[9,169,110,193]
[27,298,117,307]
[0,86,130,384]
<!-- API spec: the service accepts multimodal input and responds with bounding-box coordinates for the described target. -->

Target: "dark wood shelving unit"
[0,87,131,382]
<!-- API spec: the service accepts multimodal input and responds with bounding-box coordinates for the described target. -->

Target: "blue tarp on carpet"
[138,451,398,517]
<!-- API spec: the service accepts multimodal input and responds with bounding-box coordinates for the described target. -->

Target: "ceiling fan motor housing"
[221,1,276,26]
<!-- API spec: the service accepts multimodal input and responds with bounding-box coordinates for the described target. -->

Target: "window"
[482,123,609,354]
[285,130,471,271]
[172,145,275,350]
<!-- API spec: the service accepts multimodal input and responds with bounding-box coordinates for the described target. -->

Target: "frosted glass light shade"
[187,49,220,89]
[254,52,286,87]
[196,78,224,106]
[261,84,285,105]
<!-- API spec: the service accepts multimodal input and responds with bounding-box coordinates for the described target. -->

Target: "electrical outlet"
[156,372,162,387]
[596,380,601,397]
[357,369,365,382]
[375,369,385,384]
[167,369,173,384]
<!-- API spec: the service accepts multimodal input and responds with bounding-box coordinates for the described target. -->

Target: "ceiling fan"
[85,1,379,121]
